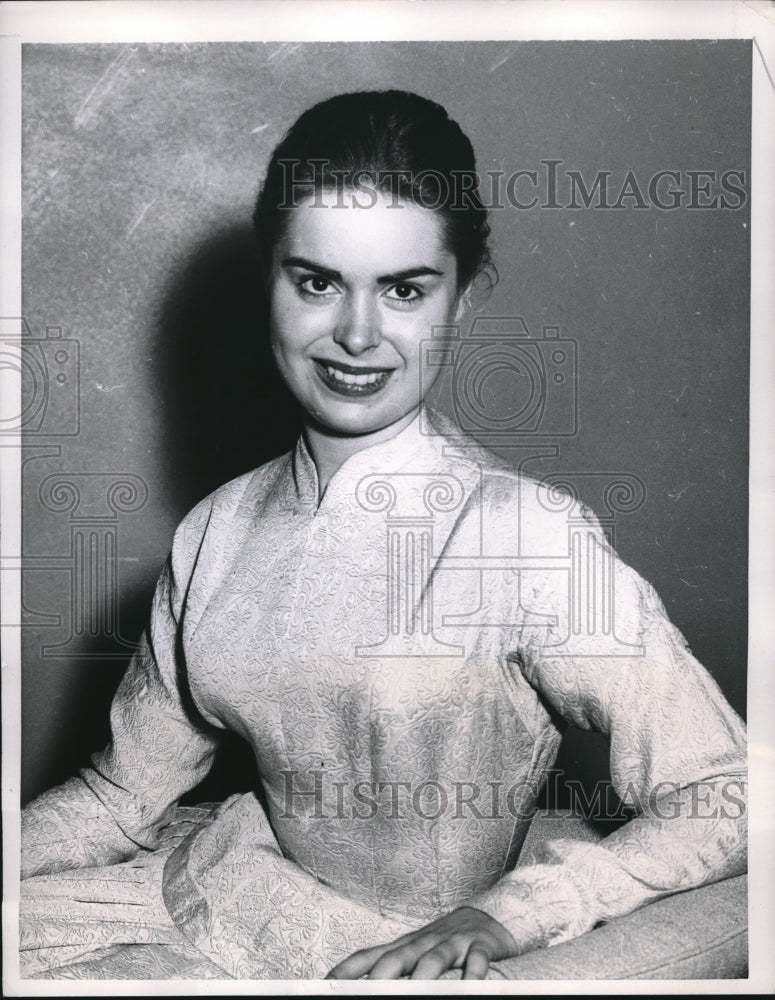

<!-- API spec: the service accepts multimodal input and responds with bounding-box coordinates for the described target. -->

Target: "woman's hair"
[253,90,494,290]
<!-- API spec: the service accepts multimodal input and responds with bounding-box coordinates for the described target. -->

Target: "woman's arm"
[329,504,746,979]
[464,513,747,959]
[470,579,744,939]
[22,501,221,879]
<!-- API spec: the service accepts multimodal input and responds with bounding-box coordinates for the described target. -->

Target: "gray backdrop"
[20,40,750,805]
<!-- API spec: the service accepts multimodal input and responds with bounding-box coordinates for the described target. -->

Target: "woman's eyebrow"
[281,256,444,284]
[376,266,445,284]
[282,256,342,281]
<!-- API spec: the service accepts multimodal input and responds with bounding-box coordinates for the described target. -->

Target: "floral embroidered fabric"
[20,408,747,979]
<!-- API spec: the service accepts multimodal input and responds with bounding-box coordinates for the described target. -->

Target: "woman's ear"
[454,282,474,324]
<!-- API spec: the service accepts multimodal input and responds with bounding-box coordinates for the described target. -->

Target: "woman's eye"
[385,283,421,304]
[299,276,336,297]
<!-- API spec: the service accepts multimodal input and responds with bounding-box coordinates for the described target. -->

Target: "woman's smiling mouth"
[314,359,394,397]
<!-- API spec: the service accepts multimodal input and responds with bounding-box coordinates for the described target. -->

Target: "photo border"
[2,1,773,995]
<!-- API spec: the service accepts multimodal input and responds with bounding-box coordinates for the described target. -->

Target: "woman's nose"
[333,294,381,355]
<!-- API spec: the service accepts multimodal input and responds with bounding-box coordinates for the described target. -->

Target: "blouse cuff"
[21,776,142,879]
[466,858,593,954]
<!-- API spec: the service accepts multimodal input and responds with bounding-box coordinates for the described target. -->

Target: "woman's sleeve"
[21,503,221,879]
[466,506,747,955]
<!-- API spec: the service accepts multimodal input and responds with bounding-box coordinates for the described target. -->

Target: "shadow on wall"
[156,221,301,518]
[25,224,297,804]
[157,221,301,801]
[22,584,158,801]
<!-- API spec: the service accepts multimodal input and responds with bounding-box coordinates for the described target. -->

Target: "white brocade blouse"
[21,408,747,978]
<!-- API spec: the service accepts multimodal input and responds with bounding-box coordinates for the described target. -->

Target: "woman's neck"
[303,406,421,501]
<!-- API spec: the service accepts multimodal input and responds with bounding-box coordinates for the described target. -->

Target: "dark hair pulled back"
[253,90,494,290]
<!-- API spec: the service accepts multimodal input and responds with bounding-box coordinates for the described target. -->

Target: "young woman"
[20,90,747,981]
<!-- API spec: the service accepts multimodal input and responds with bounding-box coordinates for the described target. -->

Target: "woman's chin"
[308,398,417,440]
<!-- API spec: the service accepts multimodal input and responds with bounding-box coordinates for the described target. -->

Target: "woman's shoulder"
[427,413,603,549]
[173,450,294,541]
[430,415,588,508]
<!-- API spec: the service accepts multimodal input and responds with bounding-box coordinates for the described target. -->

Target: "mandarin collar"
[291,407,452,514]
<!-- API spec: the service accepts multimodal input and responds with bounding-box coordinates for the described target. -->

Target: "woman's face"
[268,190,465,438]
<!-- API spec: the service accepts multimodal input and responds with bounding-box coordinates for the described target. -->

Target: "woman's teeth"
[316,360,391,395]
[326,366,383,385]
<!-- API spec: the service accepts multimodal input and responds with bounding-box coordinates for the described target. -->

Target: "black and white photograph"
[1,0,773,992]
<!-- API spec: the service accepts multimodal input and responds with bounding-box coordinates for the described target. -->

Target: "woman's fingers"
[361,932,449,979]
[325,943,394,979]
[368,943,431,980]
[326,907,515,979]
[462,945,492,980]
[408,941,460,980]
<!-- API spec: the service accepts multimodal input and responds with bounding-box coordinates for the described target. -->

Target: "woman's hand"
[325,906,518,980]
